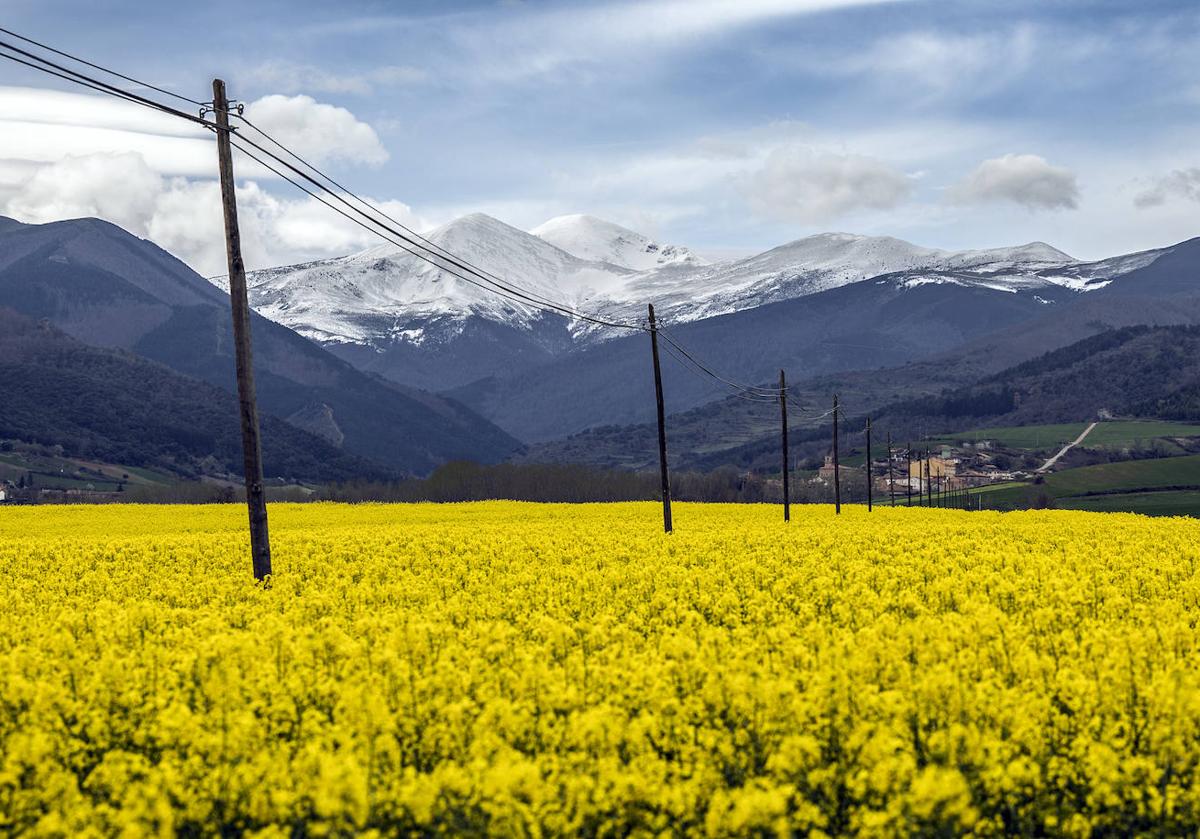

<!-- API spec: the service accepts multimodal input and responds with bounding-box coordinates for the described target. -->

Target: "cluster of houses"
[814,443,1027,494]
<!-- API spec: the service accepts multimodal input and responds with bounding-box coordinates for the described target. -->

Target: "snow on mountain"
[531,214,705,271]
[606,233,1082,322]
[938,241,1073,271]
[240,213,634,345]
[233,214,1160,353]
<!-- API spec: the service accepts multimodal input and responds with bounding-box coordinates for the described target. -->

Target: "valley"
[4,209,1200,514]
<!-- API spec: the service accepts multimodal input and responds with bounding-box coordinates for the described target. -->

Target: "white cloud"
[836,27,1038,104]
[0,119,214,176]
[742,147,914,224]
[589,0,904,40]
[0,87,203,137]
[0,87,389,177]
[2,152,425,276]
[0,86,403,273]
[949,154,1079,211]
[1134,168,1200,208]
[444,0,909,83]
[4,152,165,234]
[243,95,389,167]
[245,61,428,96]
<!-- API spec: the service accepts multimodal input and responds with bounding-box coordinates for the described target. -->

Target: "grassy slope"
[1085,421,1200,446]
[935,420,1200,452]
[983,455,1200,516]
[0,450,175,492]
[1057,491,1200,516]
[934,423,1087,450]
[1046,455,1200,496]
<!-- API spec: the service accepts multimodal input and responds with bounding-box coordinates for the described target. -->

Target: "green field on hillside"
[1056,491,1200,516]
[0,450,174,492]
[981,454,1200,516]
[1044,455,1200,496]
[936,420,1200,452]
[935,423,1088,450]
[1084,421,1200,448]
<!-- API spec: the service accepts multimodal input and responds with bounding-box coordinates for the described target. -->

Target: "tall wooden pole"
[213,79,271,581]
[906,443,913,507]
[925,449,932,507]
[887,432,895,507]
[780,369,790,523]
[832,394,841,515]
[647,304,672,533]
[865,416,873,512]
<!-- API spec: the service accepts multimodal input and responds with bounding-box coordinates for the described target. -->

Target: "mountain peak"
[531,213,704,271]
[1018,241,1075,261]
[449,211,514,230]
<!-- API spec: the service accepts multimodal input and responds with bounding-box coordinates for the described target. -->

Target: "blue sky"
[2,0,1199,272]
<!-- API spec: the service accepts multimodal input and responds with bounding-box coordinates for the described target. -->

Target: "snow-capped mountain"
[604,234,1079,323]
[236,213,635,346]
[224,212,1171,392]
[531,214,705,271]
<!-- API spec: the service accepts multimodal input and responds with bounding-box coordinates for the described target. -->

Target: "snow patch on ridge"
[230,214,1164,351]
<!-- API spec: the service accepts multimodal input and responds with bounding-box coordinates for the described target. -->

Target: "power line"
[658,342,780,403]
[0,38,624,329]
[236,105,831,395]
[655,324,784,396]
[232,113,605,325]
[0,29,808,407]
[0,38,214,128]
[224,128,646,331]
[0,26,203,106]
[227,137,626,324]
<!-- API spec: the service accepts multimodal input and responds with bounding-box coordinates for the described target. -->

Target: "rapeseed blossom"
[1,502,1198,835]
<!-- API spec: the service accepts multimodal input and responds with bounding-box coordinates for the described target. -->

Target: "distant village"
[813,440,1031,498]
[1,435,1039,506]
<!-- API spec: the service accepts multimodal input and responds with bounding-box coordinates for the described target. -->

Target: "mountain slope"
[235,215,1116,394]
[0,308,385,481]
[519,240,1200,467]
[0,216,520,474]
[452,273,1081,442]
[531,214,704,270]
[237,213,635,389]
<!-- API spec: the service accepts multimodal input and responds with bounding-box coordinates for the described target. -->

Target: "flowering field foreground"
[2,502,1199,836]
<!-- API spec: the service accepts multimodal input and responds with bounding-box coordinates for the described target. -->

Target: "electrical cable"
[655,325,783,396]
[225,126,647,331]
[227,136,621,323]
[658,342,781,403]
[231,113,607,325]
[0,38,214,128]
[0,29,827,409]
[655,323,784,396]
[0,26,203,105]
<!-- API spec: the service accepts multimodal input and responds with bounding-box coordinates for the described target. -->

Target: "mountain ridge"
[0,215,521,474]
[0,307,388,481]
[237,215,1108,356]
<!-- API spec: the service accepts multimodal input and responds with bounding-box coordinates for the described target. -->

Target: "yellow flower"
[1,502,1199,833]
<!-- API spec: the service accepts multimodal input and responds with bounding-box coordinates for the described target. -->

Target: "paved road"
[1037,422,1098,473]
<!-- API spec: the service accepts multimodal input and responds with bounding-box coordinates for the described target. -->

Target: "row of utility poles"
[217,71,977,572]
[643,325,984,532]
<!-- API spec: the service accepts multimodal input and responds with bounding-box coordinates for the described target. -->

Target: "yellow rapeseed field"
[2,502,1199,836]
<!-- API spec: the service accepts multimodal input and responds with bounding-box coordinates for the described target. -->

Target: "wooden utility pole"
[832,394,841,515]
[865,416,873,512]
[906,443,913,507]
[647,304,673,533]
[925,450,932,507]
[887,432,895,507]
[780,369,790,522]
[212,78,271,581]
